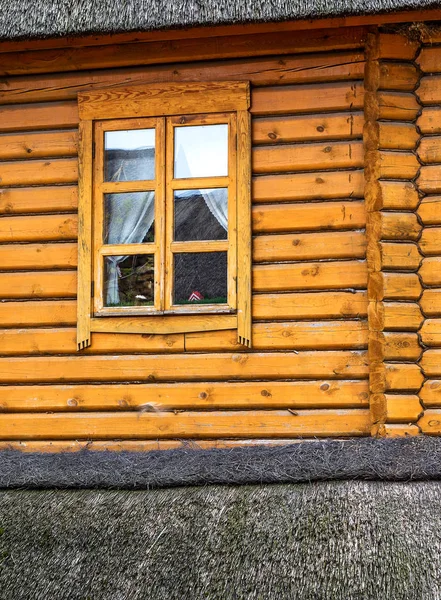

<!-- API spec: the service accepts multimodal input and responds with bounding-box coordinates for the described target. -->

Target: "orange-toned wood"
[418,48,441,73]
[382,302,423,331]
[379,181,419,210]
[384,363,424,391]
[421,289,441,316]
[251,82,364,115]
[379,212,422,241]
[90,315,237,336]
[0,328,184,355]
[368,272,422,301]
[421,350,441,377]
[385,394,423,423]
[379,242,421,271]
[0,27,368,77]
[0,101,79,131]
[418,137,441,164]
[252,201,366,233]
[383,332,421,361]
[417,75,441,104]
[418,197,441,225]
[0,243,77,270]
[253,231,366,262]
[0,351,369,383]
[0,186,78,215]
[378,91,420,121]
[0,130,77,160]
[253,291,368,321]
[0,214,77,242]
[420,257,441,286]
[418,107,441,134]
[253,140,363,174]
[420,319,441,346]
[377,33,419,60]
[185,321,368,352]
[0,300,77,327]
[0,271,76,299]
[383,423,421,437]
[378,122,419,150]
[0,409,371,440]
[379,151,420,180]
[420,380,441,407]
[253,170,364,202]
[379,62,419,91]
[254,260,367,292]
[420,228,441,255]
[0,380,369,412]
[0,53,366,105]
[419,410,441,434]
[252,112,363,145]
[0,158,78,187]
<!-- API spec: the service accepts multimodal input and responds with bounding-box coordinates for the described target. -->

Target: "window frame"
[76,81,251,350]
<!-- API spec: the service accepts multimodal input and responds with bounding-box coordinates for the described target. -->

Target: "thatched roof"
[1,481,441,599]
[1,0,441,41]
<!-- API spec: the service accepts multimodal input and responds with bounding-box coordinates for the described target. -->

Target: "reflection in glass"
[104,254,154,307]
[174,124,228,179]
[104,192,155,244]
[104,129,155,182]
[174,252,227,305]
[174,188,227,241]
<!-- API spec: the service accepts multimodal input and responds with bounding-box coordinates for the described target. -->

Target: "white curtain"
[105,191,155,305]
[202,188,228,231]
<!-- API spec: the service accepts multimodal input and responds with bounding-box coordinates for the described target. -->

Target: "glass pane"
[174,252,227,305]
[104,129,155,182]
[104,254,154,308]
[174,124,228,179]
[104,192,155,244]
[174,188,227,241]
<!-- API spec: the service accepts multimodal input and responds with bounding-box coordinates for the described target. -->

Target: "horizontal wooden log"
[420,257,441,286]
[416,47,441,72]
[0,271,76,299]
[254,260,367,292]
[418,107,441,134]
[385,394,423,423]
[253,140,363,174]
[421,350,441,377]
[0,243,77,270]
[253,170,364,202]
[379,181,419,211]
[0,328,184,355]
[0,52,366,105]
[368,272,422,301]
[417,166,441,194]
[185,321,368,352]
[418,136,441,164]
[385,363,424,391]
[252,112,363,145]
[0,159,77,187]
[0,380,370,412]
[383,332,421,361]
[252,201,366,233]
[382,302,423,331]
[0,300,77,327]
[421,289,441,316]
[253,231,366,262]
[253,291,367,320]
[0,27,367,77]
[420,228,441,255]
[379,212,421,241]
[420,319,441,347]
[420,380,441,407]
[0,352,369,383]
[417,75,441,104]
[378,33,419,61]
[418,197,441,225]
[379,242,421,271]
[379,62,419,91]
[0,102,79,132]
[378,122,419,150]
[0,214,77,242]
[419,410,441,435]
[383,423,420,437]
[0,409,371,440]
[251,82,364,115]
[0,130,78,161]
[0,186,78,215]
[378,91,420,121]
[379,151,420,180]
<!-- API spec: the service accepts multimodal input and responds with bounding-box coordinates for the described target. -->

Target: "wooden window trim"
[77,81,251,350]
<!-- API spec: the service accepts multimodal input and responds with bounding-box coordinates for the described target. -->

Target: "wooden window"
[77,82,251,349]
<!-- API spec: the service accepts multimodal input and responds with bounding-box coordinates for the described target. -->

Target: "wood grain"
[421,289,441,316]
[253,291,367,320]
[0,271,76,299]
[0,131,78,160]
[0,101,79,131]
[0,159,77,187]
[0,186,78,215]
[0,214,77,242]
[418,197,441,225]
[0,243,77,270]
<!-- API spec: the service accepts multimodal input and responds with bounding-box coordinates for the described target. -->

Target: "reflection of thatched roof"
[1,1,437,41]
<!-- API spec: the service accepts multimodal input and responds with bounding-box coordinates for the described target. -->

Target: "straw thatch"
[1,0,440,41]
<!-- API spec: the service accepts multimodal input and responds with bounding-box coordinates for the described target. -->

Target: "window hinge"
[91,281,95,297]
[92,142,96,159]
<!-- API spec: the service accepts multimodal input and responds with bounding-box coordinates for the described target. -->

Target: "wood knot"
[323,146,332,153]
[429,420,440,428]
[199,392,208,400]
[67,398,78,407]
[268,132,277,140]
[316,177,324,184]
[316,125,325,132]
[261,389,271,397]
[118,399,129,408]
[320,383,330,391]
